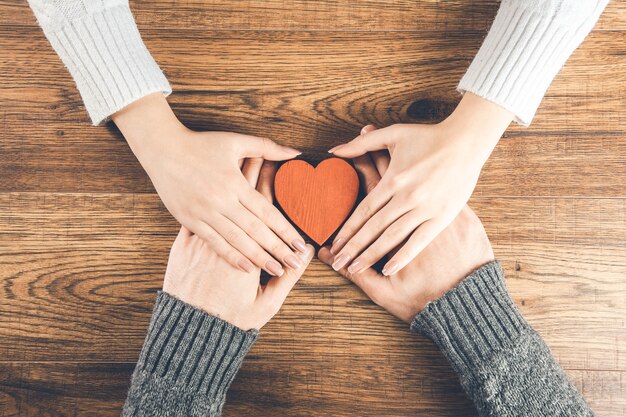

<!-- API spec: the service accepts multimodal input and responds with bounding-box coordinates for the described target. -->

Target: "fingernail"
[298,245,313,261]
[284,254,302,270]
[285,147,302,156]
[382,261,399,276]
[332,253,350,271]
[292,239,307,252]
[265,260,284,276]
[238,259,255,273]
[328,144,346,154]
[347,259,362,275]
[330,238,345,255]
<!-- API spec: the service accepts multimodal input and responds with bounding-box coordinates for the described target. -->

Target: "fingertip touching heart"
[274,158,359,245]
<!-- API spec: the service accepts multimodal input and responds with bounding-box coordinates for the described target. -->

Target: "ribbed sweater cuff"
[458,1,607,126]
[124,292,258,413]
[411,261,527,382]
[42,4,171,125]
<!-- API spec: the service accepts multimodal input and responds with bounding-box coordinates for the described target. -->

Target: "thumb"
[261,244,314,307]
[328,124,394,158]
[238,135,302,161]
[318,247,392,306]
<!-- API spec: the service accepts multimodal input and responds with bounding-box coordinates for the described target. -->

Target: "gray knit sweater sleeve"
[28,0,171,125]
[458,0,609,126]
[411,261,594,416]
[122,292,258,416]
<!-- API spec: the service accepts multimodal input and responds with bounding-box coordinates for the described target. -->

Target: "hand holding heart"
[318,153,495,322]
[114,93,307,278]
[164,160,315,331]
[328,93,512,276]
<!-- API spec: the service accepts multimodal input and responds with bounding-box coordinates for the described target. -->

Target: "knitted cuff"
[37,3,171,125]
[458,0,607,126]
[133,292,258,401]
[411,261,527,382]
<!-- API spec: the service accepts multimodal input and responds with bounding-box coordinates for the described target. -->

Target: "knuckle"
[270,240,287,255]
[223,228,241,244]
[358,202,375,219]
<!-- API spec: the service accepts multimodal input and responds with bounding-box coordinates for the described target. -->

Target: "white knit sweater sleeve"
[458,0,609,126]
[28,0,172,126]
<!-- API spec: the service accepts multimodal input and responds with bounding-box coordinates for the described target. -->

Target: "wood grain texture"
[1,0,624,31]
[1,0,625,416]
[0,27,624,195]
[275,159,359,244]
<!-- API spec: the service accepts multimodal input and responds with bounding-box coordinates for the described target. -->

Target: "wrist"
[112,93,187,162]
[440,92,513,161]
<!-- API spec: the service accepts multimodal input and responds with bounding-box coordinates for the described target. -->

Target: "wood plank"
[0,28,623,195]
[0,362,130,416]
[0,193,623,372]
[0,364,624,416]
[1,0,623,31]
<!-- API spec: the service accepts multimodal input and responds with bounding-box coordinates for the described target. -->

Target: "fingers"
[210,213,287,276]
[261,244,314,310]
[328,124,398,158]
[237,135,301,161]
[330,201,407,272]
[318,247,392,307]
[240,188,307,253]
[256,161,277,203]
[353,153,382,194]
[241,158,264,187]
[347,210,423,275]
[382,219,446,276]
[370,150,390,177]
[191,221,256,273]
[226,206,305,273]
[330,184,391,255]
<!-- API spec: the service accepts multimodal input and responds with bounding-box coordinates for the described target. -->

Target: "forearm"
[123,292,258,417]
[28,0,171,125]
[412,262,594,416]
[460,0,609,126]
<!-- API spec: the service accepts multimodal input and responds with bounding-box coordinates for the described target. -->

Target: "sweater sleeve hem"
[410,261,527,380]
[123,291,258,413]
[458,0,608,126]
[40,4,171,125]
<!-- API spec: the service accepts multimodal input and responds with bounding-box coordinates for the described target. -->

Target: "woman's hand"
[113,93,307,277]
[328,93,512,276]
[163,159,314,330]
[319,152,494,323]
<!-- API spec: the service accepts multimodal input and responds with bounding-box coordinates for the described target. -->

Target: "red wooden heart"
[274,158,359,245]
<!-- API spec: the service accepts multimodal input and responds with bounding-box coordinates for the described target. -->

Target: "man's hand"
[328,93,511,276]
[113,93,307,277]
[319,152,494,323]
[163,159,314,330]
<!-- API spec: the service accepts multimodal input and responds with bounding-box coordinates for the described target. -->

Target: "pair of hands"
[163,151,494,330]
[113,92,512,280]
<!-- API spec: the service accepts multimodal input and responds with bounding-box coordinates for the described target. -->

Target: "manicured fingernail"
[285,147,302,156]
[298,245,313,261]
[347,259,362,274]
[284,254,302,269]
[292,239,307,253]
[265,260,284,276]
[330,238,345,255]
[332,253,350,271]
[238,259,255,273]
[382,261,399,276]
[328,144,346,154]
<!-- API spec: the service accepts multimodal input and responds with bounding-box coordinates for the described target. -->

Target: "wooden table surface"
[1,1,625,416]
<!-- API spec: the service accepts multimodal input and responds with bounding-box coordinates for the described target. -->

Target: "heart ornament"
[274,158,359,245]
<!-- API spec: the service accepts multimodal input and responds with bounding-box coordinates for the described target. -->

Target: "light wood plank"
[0,28,623,195]
[0,193,623,373]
